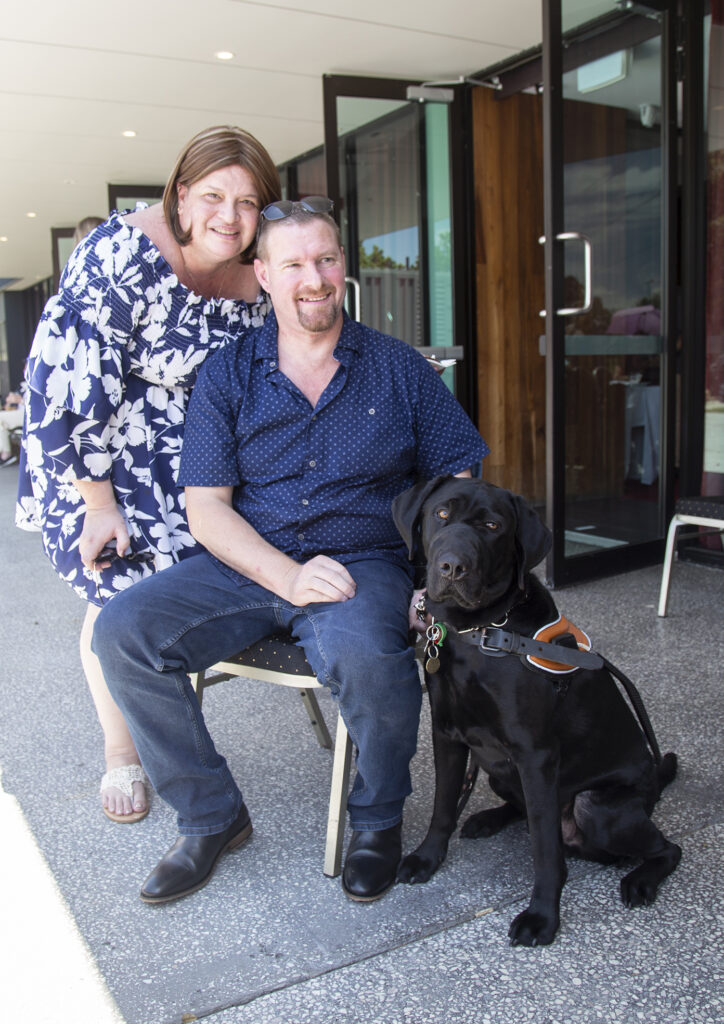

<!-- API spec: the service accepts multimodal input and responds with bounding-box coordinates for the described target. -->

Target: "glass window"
[557,3,665,560]
[296,151,326,198]
[345,102,423,347]
[333,95,456,393]
[425,103,454,350]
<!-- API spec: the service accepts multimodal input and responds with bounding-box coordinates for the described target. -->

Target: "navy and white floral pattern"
[16,211,269,605]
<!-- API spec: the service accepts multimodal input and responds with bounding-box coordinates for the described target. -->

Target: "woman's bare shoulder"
[123,204,179,268]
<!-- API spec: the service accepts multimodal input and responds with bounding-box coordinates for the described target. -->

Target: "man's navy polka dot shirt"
[178,310,489,582]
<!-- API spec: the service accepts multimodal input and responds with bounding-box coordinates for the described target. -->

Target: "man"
[93,197,488,904]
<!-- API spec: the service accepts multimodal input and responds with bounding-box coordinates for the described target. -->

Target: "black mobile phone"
[96,539,154,563]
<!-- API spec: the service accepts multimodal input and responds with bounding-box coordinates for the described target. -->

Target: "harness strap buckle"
[474,627,510,658]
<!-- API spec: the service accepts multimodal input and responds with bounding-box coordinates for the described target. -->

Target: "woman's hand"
[79,506,131,569]
[73,479,130,569]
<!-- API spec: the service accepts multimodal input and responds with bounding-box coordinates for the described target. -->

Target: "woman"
[17,126,281,823]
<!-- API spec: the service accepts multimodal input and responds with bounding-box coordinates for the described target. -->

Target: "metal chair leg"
[658,515,680,617]
[324,713,353,877]
[298,689,332,748]
[189,669,205,706]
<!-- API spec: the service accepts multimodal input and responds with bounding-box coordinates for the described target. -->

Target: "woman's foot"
[100,763,149,823]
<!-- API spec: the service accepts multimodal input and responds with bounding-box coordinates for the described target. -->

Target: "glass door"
[323,76,471,404]
[542,0,676,584]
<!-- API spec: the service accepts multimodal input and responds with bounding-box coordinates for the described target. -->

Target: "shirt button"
[270,360,277,368]
[297,532,305,541]
[309,459,316,467]
[302,498,309,506]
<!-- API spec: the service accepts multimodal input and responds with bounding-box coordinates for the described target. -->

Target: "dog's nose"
[438,555,468,581]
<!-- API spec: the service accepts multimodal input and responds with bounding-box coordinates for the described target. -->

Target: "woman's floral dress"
[16,211,269,605]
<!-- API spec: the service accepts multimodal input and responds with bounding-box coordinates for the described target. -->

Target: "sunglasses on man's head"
[260,196,334,221]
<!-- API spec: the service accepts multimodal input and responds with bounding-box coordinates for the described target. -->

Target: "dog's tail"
[657,751,678,795]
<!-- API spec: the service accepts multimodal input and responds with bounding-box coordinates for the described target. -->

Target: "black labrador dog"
[393,475,680,946]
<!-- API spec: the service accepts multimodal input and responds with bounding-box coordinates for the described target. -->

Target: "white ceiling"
[0,0,542,290]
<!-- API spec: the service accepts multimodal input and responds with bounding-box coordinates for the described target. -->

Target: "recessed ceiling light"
[122,129,137,138]
[0,236,8,242]
[215,50,234,60]
[26,212,37,218]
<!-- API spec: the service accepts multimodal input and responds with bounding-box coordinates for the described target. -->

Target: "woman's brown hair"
[163,125,281,263]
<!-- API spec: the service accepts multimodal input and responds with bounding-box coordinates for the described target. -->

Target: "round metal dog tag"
[425,656,440,674]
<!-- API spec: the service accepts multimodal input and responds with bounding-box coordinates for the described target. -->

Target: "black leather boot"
[342,822,402,902]
[140,804,252,903]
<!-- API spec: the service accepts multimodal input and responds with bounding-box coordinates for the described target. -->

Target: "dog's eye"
[484,521,500,531]
[435,508,450,520]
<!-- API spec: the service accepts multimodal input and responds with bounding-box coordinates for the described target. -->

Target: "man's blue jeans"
[92,553,421,836]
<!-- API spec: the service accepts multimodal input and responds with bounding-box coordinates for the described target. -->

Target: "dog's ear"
[392,475,450,560]
[511,495,552,588]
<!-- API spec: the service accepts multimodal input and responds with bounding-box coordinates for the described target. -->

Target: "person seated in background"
[91,196,489,905]
[72,215,104,246]
[0,389,24,466]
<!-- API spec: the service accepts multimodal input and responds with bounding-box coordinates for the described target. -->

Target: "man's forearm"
[185,487,357,606]
[185,488,300,599]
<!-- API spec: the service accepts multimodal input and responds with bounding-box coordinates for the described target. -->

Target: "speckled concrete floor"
[2,465,722,1024]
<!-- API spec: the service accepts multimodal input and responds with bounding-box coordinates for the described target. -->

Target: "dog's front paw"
[620,869,660,908]
[397,849,444,885]
[508,908,559,947]
[461,802,521,839]
[619,843,681,908]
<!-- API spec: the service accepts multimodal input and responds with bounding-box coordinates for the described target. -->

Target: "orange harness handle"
[527,615,592,675]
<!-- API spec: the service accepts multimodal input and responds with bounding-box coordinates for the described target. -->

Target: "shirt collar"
[253,308,363,366]
[335,312,363,355]
[255,308,281,363]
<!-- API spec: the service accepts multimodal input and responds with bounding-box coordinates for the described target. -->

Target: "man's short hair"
[255,210,342,263]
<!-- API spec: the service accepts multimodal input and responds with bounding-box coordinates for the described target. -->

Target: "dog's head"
[392,476,551,612]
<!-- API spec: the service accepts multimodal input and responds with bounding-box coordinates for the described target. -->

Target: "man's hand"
[409,588,431,634]
[283,555,357,606]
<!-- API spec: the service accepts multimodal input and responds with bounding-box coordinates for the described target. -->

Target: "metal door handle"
[538,232,593,317]
[345,276,361,321]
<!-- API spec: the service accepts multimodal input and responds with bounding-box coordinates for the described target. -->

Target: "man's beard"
[295,292,342,333]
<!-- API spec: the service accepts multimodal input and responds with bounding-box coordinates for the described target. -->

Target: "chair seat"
[223,635,318,676]
[674,496,724,519]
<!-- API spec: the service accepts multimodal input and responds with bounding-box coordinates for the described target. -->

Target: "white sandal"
[100,764,149,823]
